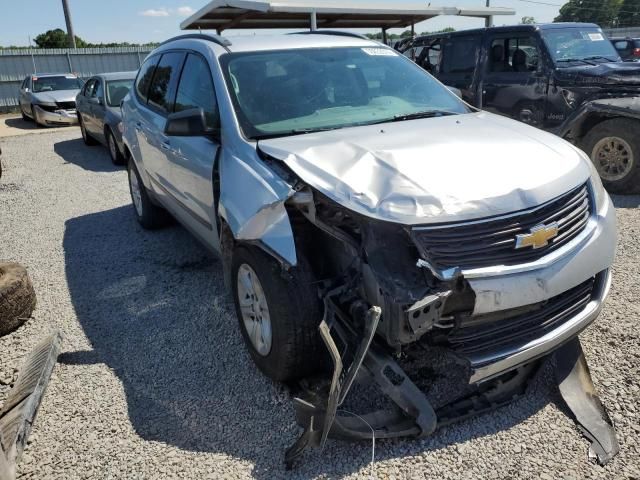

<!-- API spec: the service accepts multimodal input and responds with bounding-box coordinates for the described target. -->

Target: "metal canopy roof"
[180,0,515,32]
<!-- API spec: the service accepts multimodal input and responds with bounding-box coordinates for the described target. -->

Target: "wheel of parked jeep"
[583,118,640,194]
[231,246,325,382]
[0,262,37,336]
[127,159,169,229]
[106,128,124,165]
[79,115,98,146]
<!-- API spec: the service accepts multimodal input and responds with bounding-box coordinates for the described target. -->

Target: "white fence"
[0,47,153,112]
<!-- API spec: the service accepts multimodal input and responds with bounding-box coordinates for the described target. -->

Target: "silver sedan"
[19,73,83,127]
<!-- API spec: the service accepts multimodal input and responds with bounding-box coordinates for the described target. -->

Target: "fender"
[556,96,640,140]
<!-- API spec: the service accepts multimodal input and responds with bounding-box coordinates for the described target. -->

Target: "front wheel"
[231,246,325,382]
[582,118,640,194]
[106,128,124,165]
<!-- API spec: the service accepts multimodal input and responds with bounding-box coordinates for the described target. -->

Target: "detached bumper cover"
[33,106,78,125]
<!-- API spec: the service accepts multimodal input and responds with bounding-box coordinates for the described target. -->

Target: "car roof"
[157,32,381,55]
[30,73,78,78]
[413,22,602,41]
[94,71,137,81]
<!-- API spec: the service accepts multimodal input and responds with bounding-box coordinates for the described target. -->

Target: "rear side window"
[442,35,481,74]
[174,53,219,129]
[147,52,185,114]
[83,79,96,97]
[135,55,160,103]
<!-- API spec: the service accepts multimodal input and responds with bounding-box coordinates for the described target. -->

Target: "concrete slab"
[0,114,77,139]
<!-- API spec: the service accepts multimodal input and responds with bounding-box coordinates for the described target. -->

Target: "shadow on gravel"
[62,205,553,478]
[54,137,121,173]
[610,194,640,209]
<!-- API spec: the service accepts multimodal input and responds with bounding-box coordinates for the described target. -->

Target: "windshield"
[106,79,133,107]
[541,28,620,64]
[221,47,469,139]
[32,75,83,93]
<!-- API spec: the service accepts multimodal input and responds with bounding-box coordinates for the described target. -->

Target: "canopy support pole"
[310,10,317,31]
[381,28,387,44]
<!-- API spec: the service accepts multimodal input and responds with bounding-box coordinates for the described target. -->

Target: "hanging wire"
[337,409,376,479]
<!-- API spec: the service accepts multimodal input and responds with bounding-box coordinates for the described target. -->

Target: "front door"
[480,34,549,128]
[163,52,221,241]
[437,34,482,105]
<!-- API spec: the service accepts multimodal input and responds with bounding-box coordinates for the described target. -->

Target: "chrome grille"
[448,276,595,356]
[412,183,591,270]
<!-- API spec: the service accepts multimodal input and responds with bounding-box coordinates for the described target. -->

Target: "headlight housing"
[579,148,607,212]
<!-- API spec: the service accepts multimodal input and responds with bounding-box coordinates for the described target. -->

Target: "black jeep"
[400,23,640,193]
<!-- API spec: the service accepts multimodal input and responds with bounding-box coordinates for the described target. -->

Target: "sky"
[0,0,563,46]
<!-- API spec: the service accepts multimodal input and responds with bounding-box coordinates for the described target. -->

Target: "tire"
[106,128,125,165]
[21,108,31,122]
[0,262,36,336]
[79,115,98,146]
[127,159,169,229]
[582,118,640,194]
[31,106,42,128]
[231,246,325,382]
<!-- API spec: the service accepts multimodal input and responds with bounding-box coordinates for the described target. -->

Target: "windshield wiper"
[583,55,617,62]
[251,126,341,140]
[556,58,596,66]
[391,110,459,122]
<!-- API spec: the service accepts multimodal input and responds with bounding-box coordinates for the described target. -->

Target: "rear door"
[437,34,482,105]
[480,33,549,127]
[163,52,221,239]
[86,79,105,138]
[77,79,97,128]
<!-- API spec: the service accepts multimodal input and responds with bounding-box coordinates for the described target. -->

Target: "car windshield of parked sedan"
[32,76,83,93]
[541,28,621,64]
[106,79,133,107]
[221,47,470,139]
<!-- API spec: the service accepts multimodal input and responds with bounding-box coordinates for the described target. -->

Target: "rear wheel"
[21,108,31,122]
[79,115,98,146]
[127,159,169,229]
[231,246,325,382]
[106,128,124,165]
[582,118,640,194]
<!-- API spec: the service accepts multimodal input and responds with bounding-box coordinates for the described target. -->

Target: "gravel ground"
[0,128,639,479]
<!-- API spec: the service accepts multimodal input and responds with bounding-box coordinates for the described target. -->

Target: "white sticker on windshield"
[588,33,604,41]
[362,47,396,56]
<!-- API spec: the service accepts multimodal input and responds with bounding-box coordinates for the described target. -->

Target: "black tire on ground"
[21,108,31,122]
[106,128,125,165]
[79,115,98,146]
[582,118,640,194]
[127,159,169,229]
[231,246,325,382]
[0,262,37,336]
[31,106,41,128]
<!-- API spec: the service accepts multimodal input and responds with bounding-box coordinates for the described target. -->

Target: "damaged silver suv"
[122,32,617,464]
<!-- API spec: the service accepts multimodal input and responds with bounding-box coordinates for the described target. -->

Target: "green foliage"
[521,16,537,24]
[618,0,640,26]
[34,29,88,48]
[554,0,626,27]
[364,27,455,41]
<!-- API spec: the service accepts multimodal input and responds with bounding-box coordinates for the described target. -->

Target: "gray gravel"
[0,128,639,479]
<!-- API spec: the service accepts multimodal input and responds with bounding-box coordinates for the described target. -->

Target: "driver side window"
[488,36,539,73]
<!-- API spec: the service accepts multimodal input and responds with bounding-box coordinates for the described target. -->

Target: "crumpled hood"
[554,62,640,86]
[258,111,591,225]
[32,89,79,104]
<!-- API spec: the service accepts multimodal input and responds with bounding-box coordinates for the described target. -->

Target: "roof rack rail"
[159,33,232,51]
[291,30,370,40]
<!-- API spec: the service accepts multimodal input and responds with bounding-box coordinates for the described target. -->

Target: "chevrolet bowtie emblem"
[515,223,559,249]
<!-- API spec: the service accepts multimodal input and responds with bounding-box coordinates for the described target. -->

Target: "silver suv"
[121,32,616,452]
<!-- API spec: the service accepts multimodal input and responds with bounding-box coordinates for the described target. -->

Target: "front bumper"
[462,193,616,383]
[33,105,78,126]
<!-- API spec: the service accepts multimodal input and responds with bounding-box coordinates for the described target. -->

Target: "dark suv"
[610,37,640,61]
[400,23,640,193]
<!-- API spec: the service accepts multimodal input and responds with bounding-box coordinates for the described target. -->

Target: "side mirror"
[165,107,218,138]
[24,88,30,93]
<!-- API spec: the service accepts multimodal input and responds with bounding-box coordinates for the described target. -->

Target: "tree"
[554,0,621,27]
[34,29,88,48]
[521,16,536,24]
[618,0,640,26]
